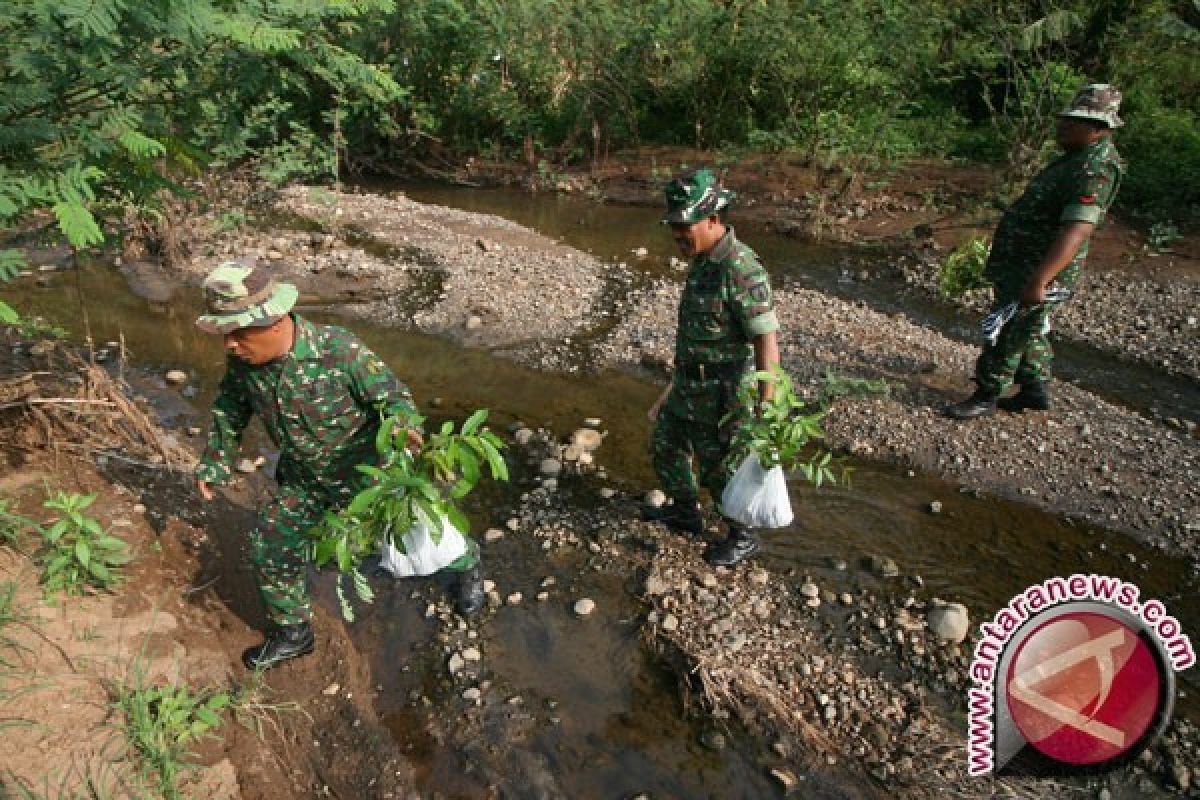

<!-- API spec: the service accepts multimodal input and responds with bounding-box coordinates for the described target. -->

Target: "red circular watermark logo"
[1006,611,1164,766]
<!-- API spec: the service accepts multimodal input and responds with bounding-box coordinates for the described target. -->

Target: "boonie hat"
[195,261,298,334]
[663,168,735,226]
[1059,83,1123,129]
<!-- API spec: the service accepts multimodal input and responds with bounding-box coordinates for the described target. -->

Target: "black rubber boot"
[703,522,760,567]
[998,381,1051,412]
[454,559,485,617]
[242,623,315,671]
[943,388,999,420]
[642,496,705,537]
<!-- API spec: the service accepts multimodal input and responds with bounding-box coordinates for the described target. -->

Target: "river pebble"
[573,598,595,616]
[926,602,970,644]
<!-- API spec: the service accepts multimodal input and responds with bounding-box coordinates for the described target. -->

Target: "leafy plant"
[311,409,508,620]
[726,368,847,488]
[818,370,892,407]
[215,209,247,233]
[0,580,32,669]
[0,0,402,264]
[0,498,36,549]
[1145,220,1183,252]
[938,236,991,299]
[37,491,132,596]
[116,682,231,799]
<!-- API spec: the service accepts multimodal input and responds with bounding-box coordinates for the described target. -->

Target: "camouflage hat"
[195,262,298,334]
[662,168,735,226]
[1059,83,1123,129]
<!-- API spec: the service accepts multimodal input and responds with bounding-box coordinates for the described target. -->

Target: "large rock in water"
[927,601,970,643]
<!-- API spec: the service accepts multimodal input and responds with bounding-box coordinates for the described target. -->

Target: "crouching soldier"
[645,169,782,567]
[194,262,485,670]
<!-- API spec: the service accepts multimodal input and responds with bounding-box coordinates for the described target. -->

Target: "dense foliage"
[0,0,401,272]
[351,0,1199,223]
[1,0,1197,272]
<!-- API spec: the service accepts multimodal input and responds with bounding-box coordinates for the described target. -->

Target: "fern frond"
[0,300,19,325]
[56,0,125,39]
[1019,11,1083,51]
[215,14,303,53]
[117,129,166,159]
[0,249,25,282]
[52,200,104,249]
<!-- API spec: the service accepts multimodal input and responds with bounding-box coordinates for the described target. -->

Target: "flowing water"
[5,190,1197,798]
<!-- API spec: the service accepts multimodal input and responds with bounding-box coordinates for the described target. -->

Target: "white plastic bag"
[720,453,794,529]
[379,511,469,578]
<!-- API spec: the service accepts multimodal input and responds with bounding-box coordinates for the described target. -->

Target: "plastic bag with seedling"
[720,368,848,529]
[310,408,508,620]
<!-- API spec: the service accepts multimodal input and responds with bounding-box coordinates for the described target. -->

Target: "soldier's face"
[224,318,291,365]
[670,217,724,258]
[1056,117,1106,151]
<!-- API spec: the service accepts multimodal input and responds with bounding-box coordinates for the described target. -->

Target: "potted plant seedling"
[310,409,508,620]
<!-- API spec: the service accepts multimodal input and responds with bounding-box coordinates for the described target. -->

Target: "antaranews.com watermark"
[968,573,1194,776]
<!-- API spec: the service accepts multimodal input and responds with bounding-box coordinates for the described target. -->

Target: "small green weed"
[0,497,37,549]
[818,370,892,407]
[215,209,246,232]
[1145,220,1182,253]
[38,492,132,597]
[937,236,990,299]
[116,682,231,799]
[0,581,31,668]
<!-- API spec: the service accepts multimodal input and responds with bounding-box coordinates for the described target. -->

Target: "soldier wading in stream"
[194,262,486,671]
[945,84,1125,420]
[645,168,782,567]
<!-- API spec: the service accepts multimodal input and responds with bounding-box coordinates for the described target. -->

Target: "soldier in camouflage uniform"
[645,169,782,567]
[194,263,485,670]
[947,84,1125,419]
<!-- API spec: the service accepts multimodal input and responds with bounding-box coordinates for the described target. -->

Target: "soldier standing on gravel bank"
[193,262,485,671]
[644,169,782,567]
[946,84,1125,420]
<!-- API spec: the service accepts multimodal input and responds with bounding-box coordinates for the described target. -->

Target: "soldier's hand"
[647,399,663,423]
[404,427,424,452]
[197,479,214,501]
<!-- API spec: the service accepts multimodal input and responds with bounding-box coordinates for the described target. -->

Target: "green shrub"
[938,236,991,299]
[37,491,132,596]
[117,683,231,799]
[1116,107,1200,226]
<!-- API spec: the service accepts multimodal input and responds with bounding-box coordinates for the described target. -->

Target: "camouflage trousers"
[253,474,478,628]
[974,286,1069,395]
[652,375,748,508]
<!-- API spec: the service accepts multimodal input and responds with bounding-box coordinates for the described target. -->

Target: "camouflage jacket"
[666,228,778,421]
[987,137,1123,289]
[196,315,416,487]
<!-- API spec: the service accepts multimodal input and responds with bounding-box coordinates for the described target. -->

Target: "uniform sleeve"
[1061,159,1121,225]
[196,365,253,485]
[346,340,417,423]
[725,254,779,338]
